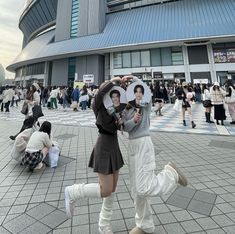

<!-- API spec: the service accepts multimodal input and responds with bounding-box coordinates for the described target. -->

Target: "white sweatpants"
[128,136,178,233]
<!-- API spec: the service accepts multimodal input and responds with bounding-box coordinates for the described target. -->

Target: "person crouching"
[21,121,53,172]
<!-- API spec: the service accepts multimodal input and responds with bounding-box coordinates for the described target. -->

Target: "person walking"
[61,87,69,111]
[49,86,58,109]
[225,80,235,124]
[64,77,124,234]
[2,85,15,112]
[202,84,214,123]
[210,82,226,125]
[122,76,188,234]
[71,86,80,111]
[154,83,164,116]
[176,82,196,128]
[9,83,40,140]
[79,85,89,111]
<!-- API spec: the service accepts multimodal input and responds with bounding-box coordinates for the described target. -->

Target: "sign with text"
[83,74,94,84]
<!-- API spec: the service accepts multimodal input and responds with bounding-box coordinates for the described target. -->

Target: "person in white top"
[11,121,35,162]
[50,86,59,109]
[210,82,226,125]
[2,85,15,112]
[21,121,53,171]
[202,84,214,123]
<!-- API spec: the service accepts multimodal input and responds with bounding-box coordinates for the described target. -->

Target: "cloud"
[0,1,25,79]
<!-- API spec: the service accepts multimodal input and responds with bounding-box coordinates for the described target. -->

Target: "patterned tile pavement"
[1,102,235,135]
[0,121,235,233]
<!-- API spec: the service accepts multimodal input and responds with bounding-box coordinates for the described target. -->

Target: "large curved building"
[7,0,235,87]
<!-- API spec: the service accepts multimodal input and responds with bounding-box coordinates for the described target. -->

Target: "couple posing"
[64,76,188,234]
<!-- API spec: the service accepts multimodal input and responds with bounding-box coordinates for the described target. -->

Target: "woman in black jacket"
[176,82,196,128]
[65,77,125,234]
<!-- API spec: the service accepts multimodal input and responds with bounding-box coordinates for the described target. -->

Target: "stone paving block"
[223,225,235,234]
[0,206,10,216]
[0,215,5,225]
[212,214,234,227]
[158,212,177,224]
[0,198,16,207]
[0,227,11,234]
[19,221,52,234]
[53,227,72,234]
[216,203,235,213]
[188,199,214,216]
[122,207,135,219]
[172,210,193,222]
[27,202,56,220]
[166,194,191,209]
[193,190,217,204]
[14,196,31,205]
[196,217,219,230]
[152,204,170,214]
[164,223,185,234]
[29,194,46,203]
[206,229,226,234]
[3,213,36,234]
[154,225,167,234]
[72,214,89,226]
[181,220,203,233]
[8,204,27,215]
[40,209,68,229]
[111,219,127,232]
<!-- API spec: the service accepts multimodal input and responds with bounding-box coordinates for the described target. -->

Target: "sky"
[0,0,25,79]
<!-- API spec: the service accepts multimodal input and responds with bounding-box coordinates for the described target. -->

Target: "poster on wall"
[213,49,227,63]
[227,49,235,63]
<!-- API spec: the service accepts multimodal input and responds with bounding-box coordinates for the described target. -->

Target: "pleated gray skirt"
[88,133,124,175]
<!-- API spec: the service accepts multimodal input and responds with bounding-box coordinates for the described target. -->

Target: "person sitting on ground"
[21,121,53,172]
[11,119,35,162]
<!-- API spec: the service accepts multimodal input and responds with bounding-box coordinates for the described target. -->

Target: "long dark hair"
[39,121,51,138]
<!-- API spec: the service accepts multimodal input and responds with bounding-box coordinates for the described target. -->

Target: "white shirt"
[50,89,58,98]
[26,131,52,153]
[3,89,15,103]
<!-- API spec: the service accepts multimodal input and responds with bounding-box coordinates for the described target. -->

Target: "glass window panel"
[141,50,150,67]
[113,52,122,68]
[172,51,183,65]
[150,48,161,66]
[122,52,131,68]
[131,51,140,67]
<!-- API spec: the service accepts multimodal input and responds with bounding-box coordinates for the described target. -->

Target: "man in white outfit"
[122,76,188,234]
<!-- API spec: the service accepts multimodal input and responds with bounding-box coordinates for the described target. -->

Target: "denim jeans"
[81,101,87,110]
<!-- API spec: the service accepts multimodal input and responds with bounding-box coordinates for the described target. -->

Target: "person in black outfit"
[176,83,196,128]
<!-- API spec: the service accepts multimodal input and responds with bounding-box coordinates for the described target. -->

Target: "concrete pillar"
[183,45,191,83]
[207,44,217,83]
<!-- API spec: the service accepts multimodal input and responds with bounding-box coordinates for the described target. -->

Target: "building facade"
[7,0,235,87]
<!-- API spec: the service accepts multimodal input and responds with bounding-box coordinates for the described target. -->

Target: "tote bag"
[173,99,182,112]
[44,146,60,168]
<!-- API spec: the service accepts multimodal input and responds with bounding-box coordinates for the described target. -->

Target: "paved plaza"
[0,115,235,233]
[1,103,235,136]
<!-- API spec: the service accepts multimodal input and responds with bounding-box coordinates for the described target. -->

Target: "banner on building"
[83,74,94,84]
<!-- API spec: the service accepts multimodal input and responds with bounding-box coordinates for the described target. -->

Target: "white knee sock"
[70,183,101,201]
[99,193,115,227]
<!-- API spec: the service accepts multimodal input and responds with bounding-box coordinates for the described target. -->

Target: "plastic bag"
[44,146,60,168]
[173,99,182,112]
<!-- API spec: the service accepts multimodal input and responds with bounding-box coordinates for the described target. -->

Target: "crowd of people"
[150,80,235,126]
[1,77,235,234]
[0,84,99,113]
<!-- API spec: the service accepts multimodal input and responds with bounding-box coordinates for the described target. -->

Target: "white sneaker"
[99,225,113,234]
[65,186,76,218]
